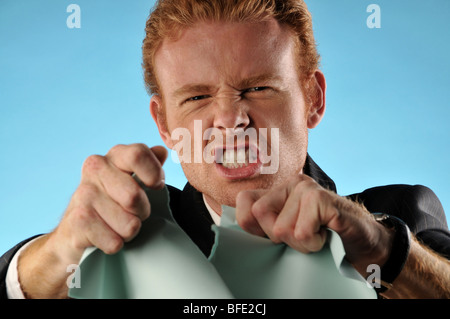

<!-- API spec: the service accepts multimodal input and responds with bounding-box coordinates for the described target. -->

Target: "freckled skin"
[151,19,316,213]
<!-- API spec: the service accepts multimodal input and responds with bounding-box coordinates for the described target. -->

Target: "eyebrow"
[172,74,282,99]
[234,74,282,90]
[173,84,215,100]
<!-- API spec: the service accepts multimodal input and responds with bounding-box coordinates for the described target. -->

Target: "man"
[1,0,449,299]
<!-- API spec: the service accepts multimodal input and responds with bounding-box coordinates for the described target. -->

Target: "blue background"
[1,0,449,255]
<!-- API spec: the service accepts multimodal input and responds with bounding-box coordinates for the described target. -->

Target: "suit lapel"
[303,154,337,193]
[168,184,216,257]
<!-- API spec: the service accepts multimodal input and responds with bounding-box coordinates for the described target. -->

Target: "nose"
[212,97,250,131]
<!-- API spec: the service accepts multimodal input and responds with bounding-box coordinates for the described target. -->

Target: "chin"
[181,156,301,208]
[191,173,279,208]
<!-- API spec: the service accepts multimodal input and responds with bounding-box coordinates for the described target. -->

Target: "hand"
[50,144,168,264]
[17,144,167,298]
[235,174,394,273]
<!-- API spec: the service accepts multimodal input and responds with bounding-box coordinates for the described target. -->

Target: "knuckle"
[121,185,144,211]
[70,236,86,254]
[314,189,330,203]
[123,216,142,240]
[103,238,124,255]
[145,171,163,187]
[107,144,125,157]
[72,206,95,226]
[67,207,96,240]
[129,143,150,166]
[82,155,106,175]
[236,190,253,203]
[302,187,327,204]
[251,200,266,219]
[141,201,151,220]
[293,228,310,243]
[236,213,254,232]
[272,224,290,242]
[294,229,324,253]
[73,183,98,203]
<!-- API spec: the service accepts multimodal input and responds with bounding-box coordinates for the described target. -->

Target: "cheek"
[258,98,308,140]
[168,116,216,164]
[276,108,309,163]
[281,115,309,151]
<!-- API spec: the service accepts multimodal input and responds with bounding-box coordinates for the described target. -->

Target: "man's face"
[151,18,323,212]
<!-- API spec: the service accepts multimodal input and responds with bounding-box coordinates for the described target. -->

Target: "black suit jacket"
[1,155,449,298]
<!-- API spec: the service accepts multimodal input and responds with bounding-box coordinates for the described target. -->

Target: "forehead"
[154,18,297,95]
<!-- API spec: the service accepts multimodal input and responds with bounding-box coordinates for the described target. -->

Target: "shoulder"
[347,184,450,259]
[347,184,447,232]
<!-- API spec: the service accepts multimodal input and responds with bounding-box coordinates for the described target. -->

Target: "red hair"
[142,0,320,96]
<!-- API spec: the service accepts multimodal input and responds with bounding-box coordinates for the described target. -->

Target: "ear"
[306,70,326,129]
[150,95,174,149]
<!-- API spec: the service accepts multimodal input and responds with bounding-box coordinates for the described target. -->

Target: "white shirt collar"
[202,193,221,225]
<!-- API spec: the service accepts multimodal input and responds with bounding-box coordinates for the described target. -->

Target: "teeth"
[236,148,246,163]
[249,149,257,163]
[221,148,257,169]
[223,149,234,164]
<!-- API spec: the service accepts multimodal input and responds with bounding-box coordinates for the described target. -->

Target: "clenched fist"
[235,174,394,274]
[18,144,167,298]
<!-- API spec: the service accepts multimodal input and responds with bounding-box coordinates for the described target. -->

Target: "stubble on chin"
[184,164,290,210]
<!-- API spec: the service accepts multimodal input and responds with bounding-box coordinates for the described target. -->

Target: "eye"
[186,95,210,103]
[245,87,269,93]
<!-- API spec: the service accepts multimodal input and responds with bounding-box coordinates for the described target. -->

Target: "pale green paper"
[69,187,376,299]
[69,187,233,299]
[210,206,376,298]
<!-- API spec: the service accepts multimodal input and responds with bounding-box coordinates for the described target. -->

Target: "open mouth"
[214,144,262,179]
[218,146,258,168]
